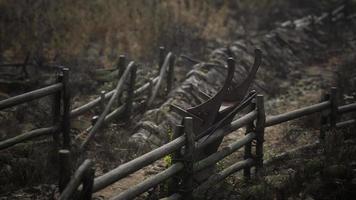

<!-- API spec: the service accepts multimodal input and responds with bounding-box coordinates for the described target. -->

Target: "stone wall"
[130,7,354,149]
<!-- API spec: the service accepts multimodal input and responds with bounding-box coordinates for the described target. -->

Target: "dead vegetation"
[1,0,356,199]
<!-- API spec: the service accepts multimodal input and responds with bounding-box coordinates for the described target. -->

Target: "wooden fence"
[0,67,69,150]
[51,54,356,200]
[1,54,356,199]
[76,83,355,199]
[0,47,177,199]
[0,47,176,149]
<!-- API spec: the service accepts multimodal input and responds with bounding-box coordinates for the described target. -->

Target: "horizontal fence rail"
[195,158,255,193]
[92,108,256,192]
[0,126,58,150]
[336,119,356,128]
[0,67,68,151]
[0,63,31,67]
[0,83,62,110]
[60,159,94,200]
[194,132,256,172]
[98,86,356,200]
[265,101,331,127]
[338,102,356,114]
[110,163,185,200]
[69,78,156,118]
[2,44,355,200]
[80,62,136,150]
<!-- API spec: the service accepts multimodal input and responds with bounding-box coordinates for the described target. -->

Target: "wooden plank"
[133,77,159,97]
[80,165,95,200]
[59,159,93,200]
[336,119,356,128]
[109,163,184,200]
[92,111,256,192]
[195,159,254,194]
[255,95,266,175]
[166,55,175,95]
[70,90,115,118]
[196,110,257,150]
[70,77,158,118]
[194,132,256,172]
[59,149,71,192]
[265,101,330,127]
[99,91,106,113]
[80,62,135,150]
[61,68,71,149]
[182,117,194,199]
[338,102,356,114]
[104,104,125,123]
[92,136,185,192]
[117,55,126,79]
[158,46,166,74]
[147,52,172,107]
[117,55,126,111]
[123,64,137,122]
[0,83,62,110]
[169,125,184,194]
[319,93,329,140]
[83,103,141,138]
[0,126,57,150]
[52,73,62,151]
[244,102,255,180]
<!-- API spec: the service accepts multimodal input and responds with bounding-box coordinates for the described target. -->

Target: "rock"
[129,7,355,189]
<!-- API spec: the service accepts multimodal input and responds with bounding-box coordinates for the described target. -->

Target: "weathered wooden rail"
[70,46,175,119]
[75,49,176,149]
[0,47,176,150]
[0,47,178,199]
[1,53,355,200]
[78,81,355,200]
[0,68,69,150]
[1,3,354,197]
[59,158,95,200]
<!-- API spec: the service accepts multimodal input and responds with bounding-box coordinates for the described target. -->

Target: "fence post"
[98,91,106,129]
[168,125,184,194]
[59,149,71,193]
[100,90,106,113]
[255,95,265,177]
[158,46,165,75]
[182,117,195,200]
[330,87,338,129]
[244,98,255,181]
[123,64,137,123]
[166,55,175,95]
[61,68,71,149]
[320,92,330,140]
[52,71,62,152]
[117,55,126,107]
[117,55,126,79]
[80,163,95,200]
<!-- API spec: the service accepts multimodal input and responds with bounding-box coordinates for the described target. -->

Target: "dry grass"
[1,0,335,67]
[0,0,236,67]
